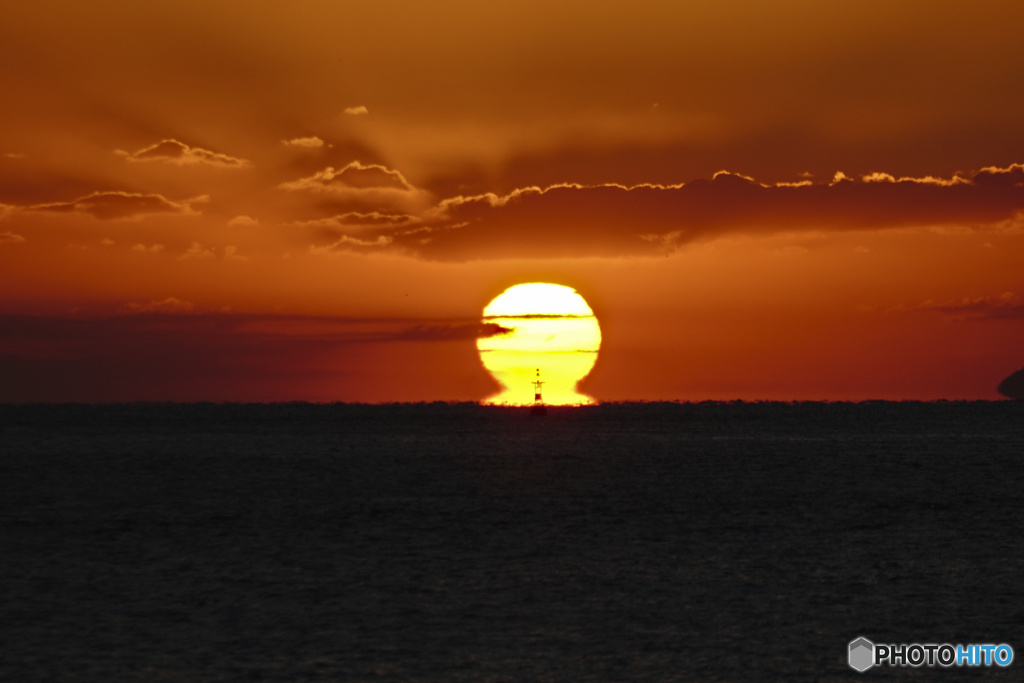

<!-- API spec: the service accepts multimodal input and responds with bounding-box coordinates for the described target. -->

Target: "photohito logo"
[848,637,1014,672]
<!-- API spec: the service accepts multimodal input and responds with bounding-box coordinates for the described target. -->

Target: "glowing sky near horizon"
[2,0,1024,402]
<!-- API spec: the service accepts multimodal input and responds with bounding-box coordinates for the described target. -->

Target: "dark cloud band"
[311,165,1024,261]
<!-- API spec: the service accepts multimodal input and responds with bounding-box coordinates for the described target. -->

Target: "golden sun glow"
[478,283,601,405]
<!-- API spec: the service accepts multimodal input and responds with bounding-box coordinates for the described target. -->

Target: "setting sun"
[477,283,601,405]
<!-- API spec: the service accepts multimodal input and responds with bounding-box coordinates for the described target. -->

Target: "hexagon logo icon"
[849,637,875,672]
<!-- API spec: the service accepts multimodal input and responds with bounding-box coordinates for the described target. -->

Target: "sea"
[2,401,1023,682]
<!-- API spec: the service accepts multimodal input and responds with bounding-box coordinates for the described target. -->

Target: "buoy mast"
[531,368,547,415]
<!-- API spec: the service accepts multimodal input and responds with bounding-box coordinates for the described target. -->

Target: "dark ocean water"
[2,401,1023,682]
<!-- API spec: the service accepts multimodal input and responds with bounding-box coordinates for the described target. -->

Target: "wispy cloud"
[0,231,26,245]
[343,106,369,116]
[228,315,512,343]
[295,211,421,231]
[227,215,259,227]
[310,234,394,254]
[391,322,512,341]
[0,313,510,401]
[31,191,204,220]
[282,136,326,148]
[179,241,216,260]
[131,243,165,254]
[125,297,195,314]
[280,161,414,192]
[224,245,248,261]
[280,161,432,214]
[302,212,421,254]
[910,292,1024,321]
[117,139,250,167]
[483,313,594,320]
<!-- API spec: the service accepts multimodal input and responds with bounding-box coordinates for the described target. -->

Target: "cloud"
[483,313,593,321]
[0,231,26,245]
[343,106,369,116]
[0,313,507,354]
[280,161,432,214]
[303,212,421,255]
[993,211,1024,235]
[392,322,513,342]
[308,164,1024,261]
[0,313,509,401]
[310,234,394,254]
[228,315,513,343]
[282,136,326,148]
[224,245,248,261]
[973,163,1024,188]
[227,215,259,227]
[911,292,1024,321]
[31,191,203,220]
[125,297,195,314]
[280,161,414,192]
[296,211,421,233]
[180,241,216,260]
[117,139,250,167]
[131,243,165,254]
[860,171,968,186]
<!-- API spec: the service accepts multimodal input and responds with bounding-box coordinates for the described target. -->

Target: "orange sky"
[2,0,1024,402]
